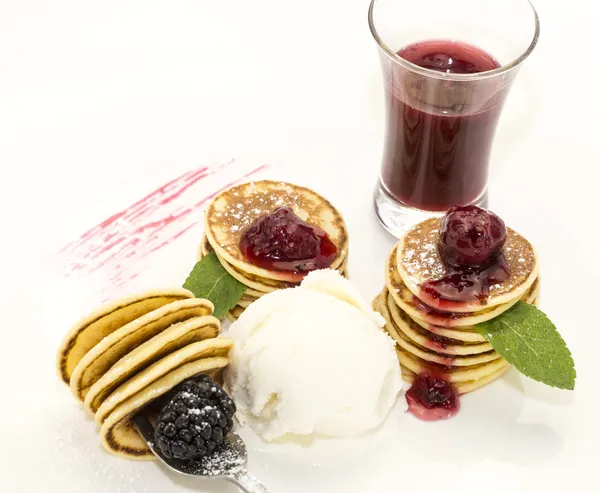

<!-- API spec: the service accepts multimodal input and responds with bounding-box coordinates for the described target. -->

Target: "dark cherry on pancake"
[420,205,510,307]
[239,207,337,280]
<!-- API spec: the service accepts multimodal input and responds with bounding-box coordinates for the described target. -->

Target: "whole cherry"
[438,205,507,267]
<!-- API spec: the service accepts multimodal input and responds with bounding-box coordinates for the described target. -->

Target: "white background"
[0,1,598,492]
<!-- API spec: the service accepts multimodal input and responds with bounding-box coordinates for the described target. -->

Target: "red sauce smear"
[58,161,269,300]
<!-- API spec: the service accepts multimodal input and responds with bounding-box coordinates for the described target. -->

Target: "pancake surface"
[382,289,493,355]
[204,180,349,282]
[386,244,538,327]
[84,315,220,414]
[397,218,539,312]
[56,288,193,384]
[95,337,233,425]
[70,298,213,401]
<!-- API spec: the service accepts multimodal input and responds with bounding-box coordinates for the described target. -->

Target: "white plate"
[0,1,597,490]
[1,158,584,493]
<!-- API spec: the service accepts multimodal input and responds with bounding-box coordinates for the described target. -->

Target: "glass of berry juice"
[369,0,540,236]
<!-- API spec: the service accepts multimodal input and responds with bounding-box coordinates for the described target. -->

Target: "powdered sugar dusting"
[195,444,246,476]
[205,180,347,266]
[169,438,247,477]
[398,218,537,296]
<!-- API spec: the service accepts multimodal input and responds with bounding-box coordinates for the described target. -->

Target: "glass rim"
[367,0,540,81]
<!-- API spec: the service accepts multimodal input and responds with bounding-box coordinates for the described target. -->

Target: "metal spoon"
[134,413,270,493]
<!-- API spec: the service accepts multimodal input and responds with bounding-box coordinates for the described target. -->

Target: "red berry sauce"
[239,207,337,277]
[406,373,460,421]
[420,206,510,306]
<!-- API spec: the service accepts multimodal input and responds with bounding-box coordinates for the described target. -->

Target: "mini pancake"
[70,298,213,401]
[396,347,509,384]
[56,288,193,384]
[375,292,500,367]
[373,291,486,343]
[383,289,493,355]
[198,236,270,298]
[84,315,220,415]
[226,305,246,323]
[217,253,293,293]
[95,337,233,425]
[100,357,229,460]
[204,180,349,283]
[400,364,509,395]
[396,218,539,312]
[201,232,348,296]
[409,277,541,335]
[237,295,258,309]
[225,265,350,323]
[216,245,348,294]
[386,246,539,327]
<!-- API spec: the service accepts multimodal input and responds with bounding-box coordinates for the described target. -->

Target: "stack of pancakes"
[200,180,350,321]
[373,218,540,394]
[56,288,233,460]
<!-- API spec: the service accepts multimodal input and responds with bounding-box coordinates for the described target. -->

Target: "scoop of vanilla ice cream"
[226,269,402,441]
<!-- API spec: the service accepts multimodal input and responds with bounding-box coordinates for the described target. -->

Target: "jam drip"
[406,373,460,421]
[239,207,337,275]
[420,205,510,305]
[421,257,510,305]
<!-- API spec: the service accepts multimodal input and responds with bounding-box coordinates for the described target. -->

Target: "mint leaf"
[183,252,247,319]
[476,301,576,390]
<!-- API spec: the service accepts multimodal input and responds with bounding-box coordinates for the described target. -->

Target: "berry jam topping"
[405,373,460,421]
[439,205,507,268]
[429,333,455,349]
[239,206,337,275]
[421,206,511,305]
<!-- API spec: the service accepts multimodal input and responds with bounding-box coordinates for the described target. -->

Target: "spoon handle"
[230,472,270,493]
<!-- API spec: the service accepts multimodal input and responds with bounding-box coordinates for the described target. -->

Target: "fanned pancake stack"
[373,217,540,395]
[56,289,233,460]
[201,180,350,321]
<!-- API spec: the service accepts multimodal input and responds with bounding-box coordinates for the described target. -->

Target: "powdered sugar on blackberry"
[178,440,247,476]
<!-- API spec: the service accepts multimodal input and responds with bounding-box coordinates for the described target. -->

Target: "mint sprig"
[183,252,247,319]
[476,301,576,390]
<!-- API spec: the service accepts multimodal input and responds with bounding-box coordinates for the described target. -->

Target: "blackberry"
[153,375,236,460]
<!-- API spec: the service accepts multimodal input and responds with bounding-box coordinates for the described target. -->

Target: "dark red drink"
[380,40,505,211]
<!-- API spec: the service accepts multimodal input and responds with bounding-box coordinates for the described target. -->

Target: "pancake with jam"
[396,213,539,313]
[399,361,510,395]
[204,180,349,283]
[395,348,509,388]
[373,206,543,420]
[409,277,541,335]
[380,288,493,356]
[386,244,539,327]
[373,292,509,396]
[374,291,499,365]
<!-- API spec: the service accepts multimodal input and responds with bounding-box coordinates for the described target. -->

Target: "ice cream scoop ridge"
[226,269,402,441]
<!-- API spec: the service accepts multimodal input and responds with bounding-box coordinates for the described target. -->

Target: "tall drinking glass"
[369,0,539,236]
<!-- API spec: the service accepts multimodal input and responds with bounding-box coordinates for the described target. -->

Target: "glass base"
[373,180,488,238]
